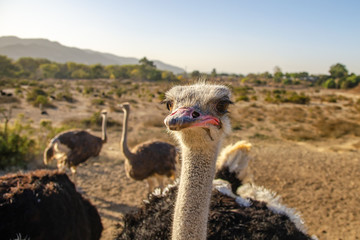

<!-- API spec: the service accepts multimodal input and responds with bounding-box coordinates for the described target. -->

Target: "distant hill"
[0,36,185,74]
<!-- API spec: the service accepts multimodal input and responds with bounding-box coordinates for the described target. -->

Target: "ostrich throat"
[172,138,222,240]
[121,108,135,161]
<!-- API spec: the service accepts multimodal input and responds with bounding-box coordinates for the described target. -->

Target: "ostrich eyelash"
[161,100,174,111]
[216,99,233,114]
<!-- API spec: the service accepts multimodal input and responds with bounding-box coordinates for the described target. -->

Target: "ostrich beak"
[164,107,220,131]
[117,104,126,113]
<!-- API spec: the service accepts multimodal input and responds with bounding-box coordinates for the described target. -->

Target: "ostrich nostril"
[192,111,200,118]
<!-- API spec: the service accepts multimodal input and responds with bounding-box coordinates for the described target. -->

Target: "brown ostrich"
[43,110,108,181]
[0,169,103,240]
[119,102,177,192]
[116,83,314,240]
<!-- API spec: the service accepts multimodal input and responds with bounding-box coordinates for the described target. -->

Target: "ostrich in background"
[116,83,313,240]
[43,110,108,182]
[0,169,103,240]
[119,102,177,192]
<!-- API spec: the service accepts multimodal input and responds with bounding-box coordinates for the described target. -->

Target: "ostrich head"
[164,83,233,149]
[164,82,233,240]
[101,109,108,115]
[44,145,54,165]
[118,102,130,112]
[100,109,108,143]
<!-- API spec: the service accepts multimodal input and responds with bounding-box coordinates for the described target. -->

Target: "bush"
[91,98,105,106]
[26,87,53,107]
[0,132,35,169]
[286,92,310,104]
[56,90,75,102]
[236,95,250,102]
[265,91,310,105]
[282,79,292,85]
[83,86,94,95]
[321,95,337,103]
[115,88,127,98]
[273,89,286,94]
[0,120,37,169]
[34,95,49,107]
[323,78,336,89]
[157,92,166,101]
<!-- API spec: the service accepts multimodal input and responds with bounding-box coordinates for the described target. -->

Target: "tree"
[273,66,283,82]
[71,68,90,79]
[137,57,162,81]
[39,63,60,78]
[105,65,130,79]
[0,55,16,77]
[15,57,39,78]
[329,63,348,79]
[211,68,217,78]
[90,64,106,79]
[191,70,200,79]
[323,78,336,89]
[340,74,360,89]
[139,57,156,68]
[273,66,282,75]
[260,71,272,79]
[161,71,176,81]
[0,106,12,138]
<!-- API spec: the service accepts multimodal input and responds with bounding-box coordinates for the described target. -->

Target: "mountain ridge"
[0,36,185,74]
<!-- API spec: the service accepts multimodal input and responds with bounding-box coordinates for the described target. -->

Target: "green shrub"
[322,78,336,89]
[0,119,37,169]
[323,95,337,103]
[0,132,35,169]
[15,87,23,96]
[236,95,250,102]
[232,86,254,95]
[91,98,105,105]
[56,90,74,102]
[282,79,292,85]
[265,91,310,104]
[158,92,166,101]
[232,123,242,130]
[83,86,94,94]
[26,87,53,107]
[273,89,286,94]
[34,95,49,106]
[115,88,127,98]
[250,133,270,139]
[286,92,310,104]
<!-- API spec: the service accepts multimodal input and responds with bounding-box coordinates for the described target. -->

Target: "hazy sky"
[0,0,359,74]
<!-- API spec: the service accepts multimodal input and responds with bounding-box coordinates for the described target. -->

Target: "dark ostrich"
[0,169,102,240]
[43,110,108,180]
[115,83,314,240]
[119,102,177,192]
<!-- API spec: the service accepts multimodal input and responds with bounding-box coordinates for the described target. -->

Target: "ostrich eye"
[216,100,232,114]
[166,101,174,111]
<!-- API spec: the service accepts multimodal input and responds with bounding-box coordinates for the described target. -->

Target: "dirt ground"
[2,80,360,240]
[72,136,360,240]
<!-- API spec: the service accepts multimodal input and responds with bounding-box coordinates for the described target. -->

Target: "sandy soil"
[72,137,360,240]
[2,80,360,240]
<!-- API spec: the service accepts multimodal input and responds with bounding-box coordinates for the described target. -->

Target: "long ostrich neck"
[121,108,134,160]
[172,140,222,240]
[101,114,107,143]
